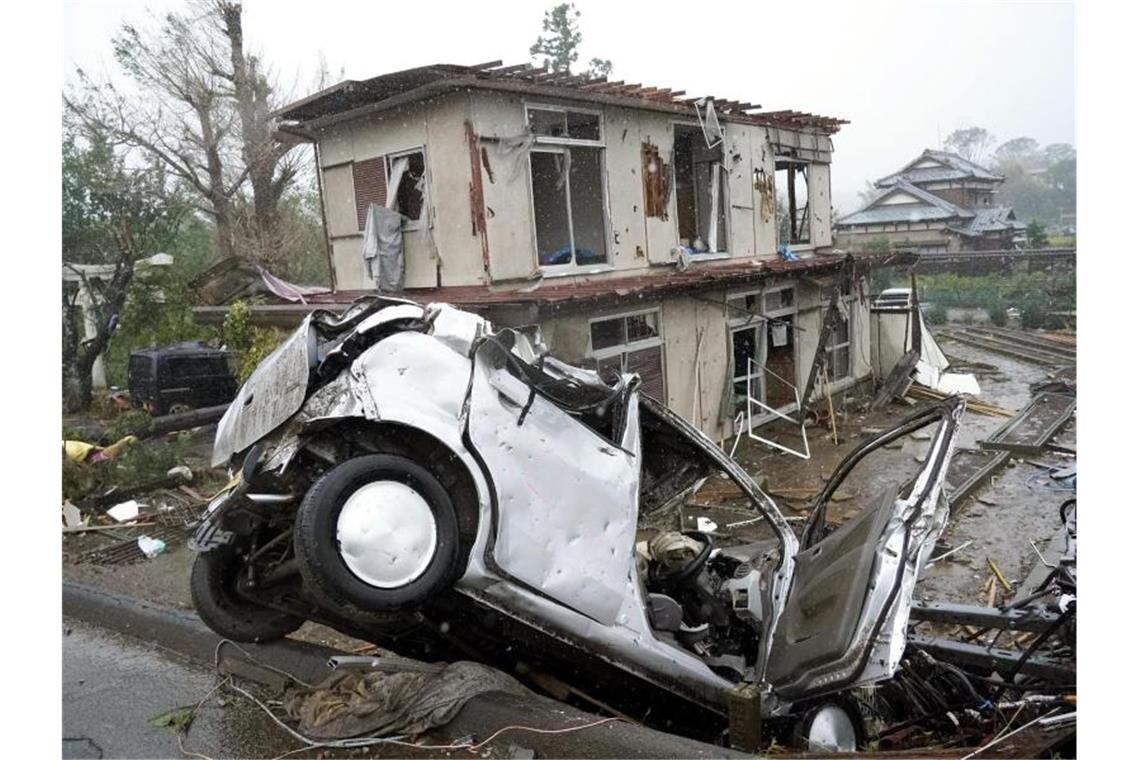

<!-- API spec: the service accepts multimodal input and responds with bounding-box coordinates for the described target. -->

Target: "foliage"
[239,328,284,383]
[222,299,283,382]
[985,300,1008,327]
[925,303,948,325]
[993,137,1039,164]
[62,435,184,503]
[916,270,1074,330]
[870,265,899,295]
[942,127,993,163]
[1025,220,1049,249]
[62,122,192,411]
[102,269,214,388]
[150,706,195,735]
[864,236,892,253]
[530,3,612,78]
[989,138,1076,230]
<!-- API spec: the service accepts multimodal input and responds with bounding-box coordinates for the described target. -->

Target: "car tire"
[190,548,305,642]
[294,454,461,613]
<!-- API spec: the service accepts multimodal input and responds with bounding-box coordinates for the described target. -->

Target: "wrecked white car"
[191,296,964,747]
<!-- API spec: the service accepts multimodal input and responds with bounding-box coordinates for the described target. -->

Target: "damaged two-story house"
[834,149,1027,254]
[257,61,911,440]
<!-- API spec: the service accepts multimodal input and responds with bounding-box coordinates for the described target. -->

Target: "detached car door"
[763,400,964,700]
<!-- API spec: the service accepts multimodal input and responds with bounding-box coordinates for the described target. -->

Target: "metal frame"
[745,356,810,460]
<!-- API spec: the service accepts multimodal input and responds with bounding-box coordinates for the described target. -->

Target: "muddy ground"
[63,327,1075,645]
[692,329,1076,609]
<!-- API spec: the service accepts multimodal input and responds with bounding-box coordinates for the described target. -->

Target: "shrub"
[926,303,948,325]
[221,300,284,382]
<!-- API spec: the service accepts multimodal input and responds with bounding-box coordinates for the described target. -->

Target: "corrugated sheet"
[303,251,912,313]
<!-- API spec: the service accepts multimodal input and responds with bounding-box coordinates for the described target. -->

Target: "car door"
[763,399,965,700]
[465,332,641,627]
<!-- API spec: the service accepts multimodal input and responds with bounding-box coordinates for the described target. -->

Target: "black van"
[128,342,238,416]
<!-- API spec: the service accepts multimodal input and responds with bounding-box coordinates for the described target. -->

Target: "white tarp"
[871,294,977,396]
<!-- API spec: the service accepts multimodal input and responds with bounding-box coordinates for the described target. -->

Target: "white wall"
[316,91,837,291]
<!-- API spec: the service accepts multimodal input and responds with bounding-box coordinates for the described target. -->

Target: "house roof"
[193,251,914,327]
[950,206,1026,237]
[835,181,973,227]
[873,149,1003,188]
[275,60,848,135]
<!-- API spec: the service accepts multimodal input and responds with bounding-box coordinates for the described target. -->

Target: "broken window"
[826,314,851,381]
[386,150,426,227]
[527,105,607,269]
[528,106,601,141]
[590,310,666,400]
[674,125,728,254]
[776,160,811,246]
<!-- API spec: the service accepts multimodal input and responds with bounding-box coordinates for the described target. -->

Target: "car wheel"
[294,454,461,613]
[167,403,194,416]
[190,547,305,642]
[791,701,864,753]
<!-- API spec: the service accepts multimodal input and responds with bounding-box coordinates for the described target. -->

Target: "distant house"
[835,149,1026,253]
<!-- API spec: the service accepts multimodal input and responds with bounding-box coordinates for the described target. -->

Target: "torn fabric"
[361,203,405,292]
[284,661,528,740]
[494,133,537,183]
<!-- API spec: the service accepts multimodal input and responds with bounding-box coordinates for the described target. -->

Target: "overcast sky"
[63,0,1075,214]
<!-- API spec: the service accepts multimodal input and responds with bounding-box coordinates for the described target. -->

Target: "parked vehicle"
[190,297,964,747]
[128,342,238,416]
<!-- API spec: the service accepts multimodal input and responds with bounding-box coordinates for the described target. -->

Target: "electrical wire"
[958,707,1063,760]
[213,639,316,689]
[226,679,622,755]
[186,638,626,757]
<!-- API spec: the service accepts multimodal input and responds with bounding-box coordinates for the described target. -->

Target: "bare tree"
[217,1,301,261]
[942,126,994,164]
[64,0,300,266]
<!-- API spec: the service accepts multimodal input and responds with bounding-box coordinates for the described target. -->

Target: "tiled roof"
[835,181,972,227]
[874,149,1003,188]
[950,206,1026,236]
[275,60,847,134]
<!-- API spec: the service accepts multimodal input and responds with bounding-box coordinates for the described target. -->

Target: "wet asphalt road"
[62,618,300,759]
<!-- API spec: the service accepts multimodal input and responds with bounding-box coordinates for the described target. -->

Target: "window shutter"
[627,346,666,401]
[352,157,387,230]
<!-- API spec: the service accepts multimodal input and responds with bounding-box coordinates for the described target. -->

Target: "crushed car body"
[193,296,966,742]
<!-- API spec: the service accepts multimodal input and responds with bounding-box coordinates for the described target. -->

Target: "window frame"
[825,310,852,382]
[524,103,611,274]
[384,146,430,232]
[672,120,731,258]
[526,103,606,147]
[775,157,813,250]
[726,284,800,422]
[587,308,667,399]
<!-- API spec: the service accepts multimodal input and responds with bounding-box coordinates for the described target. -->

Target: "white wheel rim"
[336,480,438,588]
[806,704,858,752]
